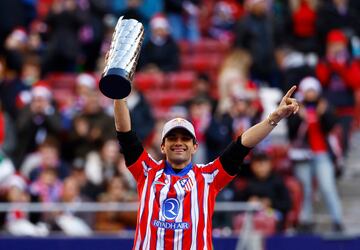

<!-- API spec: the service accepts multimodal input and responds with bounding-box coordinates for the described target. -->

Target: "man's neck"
[164,161,193,176]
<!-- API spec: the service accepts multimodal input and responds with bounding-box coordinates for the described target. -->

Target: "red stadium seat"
[168,71,196,90]
[179,39,231,54]
[267,145,292,175]
[181,53,223,73]
[46,73,77,91]
[192,39,231,54]
[52,89,76,111]
[284,176,303,228]
[145,89,193,109]
[178,40,191,54]
[354,89,360,129]
[133,72,165,92]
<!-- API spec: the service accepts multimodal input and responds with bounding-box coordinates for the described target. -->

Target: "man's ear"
[191,143,198,154]
[160,143,165,154]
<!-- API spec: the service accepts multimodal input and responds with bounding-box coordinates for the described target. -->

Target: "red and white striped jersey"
[129,150,235,250]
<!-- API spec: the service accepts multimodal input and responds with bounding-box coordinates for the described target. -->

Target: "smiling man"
[114,86,299,250]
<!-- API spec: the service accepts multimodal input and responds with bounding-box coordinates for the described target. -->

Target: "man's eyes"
[167,136,192,141]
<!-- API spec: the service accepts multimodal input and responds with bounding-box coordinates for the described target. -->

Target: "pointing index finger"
[285,85,297,98]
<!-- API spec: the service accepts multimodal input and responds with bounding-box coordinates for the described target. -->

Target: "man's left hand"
[270,85,300,123]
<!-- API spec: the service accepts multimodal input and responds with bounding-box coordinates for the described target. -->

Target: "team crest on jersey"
[179,177,193,191]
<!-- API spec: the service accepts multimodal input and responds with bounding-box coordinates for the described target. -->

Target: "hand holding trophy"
[99,16,144,99]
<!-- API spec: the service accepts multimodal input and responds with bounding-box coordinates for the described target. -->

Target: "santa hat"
[297,76,322,100]
[9,27,28,44]
[150,14,169,30]
[31,81,52,100]
[327,29,347,44]
[76,73,96,89]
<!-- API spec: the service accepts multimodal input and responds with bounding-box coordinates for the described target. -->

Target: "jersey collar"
[164,161,193,176]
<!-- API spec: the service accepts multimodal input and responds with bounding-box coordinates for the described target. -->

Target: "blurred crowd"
[0,0,360,237]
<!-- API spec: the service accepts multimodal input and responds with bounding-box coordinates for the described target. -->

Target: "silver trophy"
[99,16,144,99]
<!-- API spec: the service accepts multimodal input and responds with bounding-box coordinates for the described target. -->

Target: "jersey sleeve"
[127,150,161,185]
[199,158,235,192]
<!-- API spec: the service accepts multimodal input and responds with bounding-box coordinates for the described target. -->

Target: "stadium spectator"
[15,84,62,167]
[118,0,149,30]
[3,175,49,236]
[317,0,360,54]
[208,1,240,43]
[0,100,16,157]
[234,0,281,86]
[95,176,137,232]
[0,0,27,53]
[316,29,360,154]
[222,89,261,133]
[66,157,100,201]
[21,54,42,87]
[0,49,30,120]
[83,139,122,199]
[61,72,97,129]
[138,14,180,72]
[163,0,200,42]
[42,0,83,74]
[234,151,292,232]
[181,94,229,163]
[275,45,317,93]
[287,76,344,233]
[78,0,107,72]
[288,0,319,53]
[180,73,217,114]
[64,90,115,160]
[23,136,69,182]
[217,49,254,115]
[126,88,155,143]
[29,168,63,203]
[53,176,94,235]
[0,152,16,192]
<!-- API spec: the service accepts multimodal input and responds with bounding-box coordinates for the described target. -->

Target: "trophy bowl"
[99,16,144,99]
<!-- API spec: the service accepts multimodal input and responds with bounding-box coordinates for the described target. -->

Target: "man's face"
[161,128,197,168]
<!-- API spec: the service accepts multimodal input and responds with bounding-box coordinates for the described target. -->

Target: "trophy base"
[99,68,131,99]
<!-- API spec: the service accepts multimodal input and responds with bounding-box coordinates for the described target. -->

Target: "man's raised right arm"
[114,99,132,132]
[114,99,144,166]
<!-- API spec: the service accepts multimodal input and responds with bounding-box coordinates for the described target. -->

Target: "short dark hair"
[251,151,270,162]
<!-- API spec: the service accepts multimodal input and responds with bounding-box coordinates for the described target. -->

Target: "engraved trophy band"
[99,16,144,99]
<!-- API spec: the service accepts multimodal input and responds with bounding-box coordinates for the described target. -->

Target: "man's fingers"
[285,97,297,105]
[284,85,297,98]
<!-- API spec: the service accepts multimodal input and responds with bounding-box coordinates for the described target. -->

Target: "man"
[114,86,299,249]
